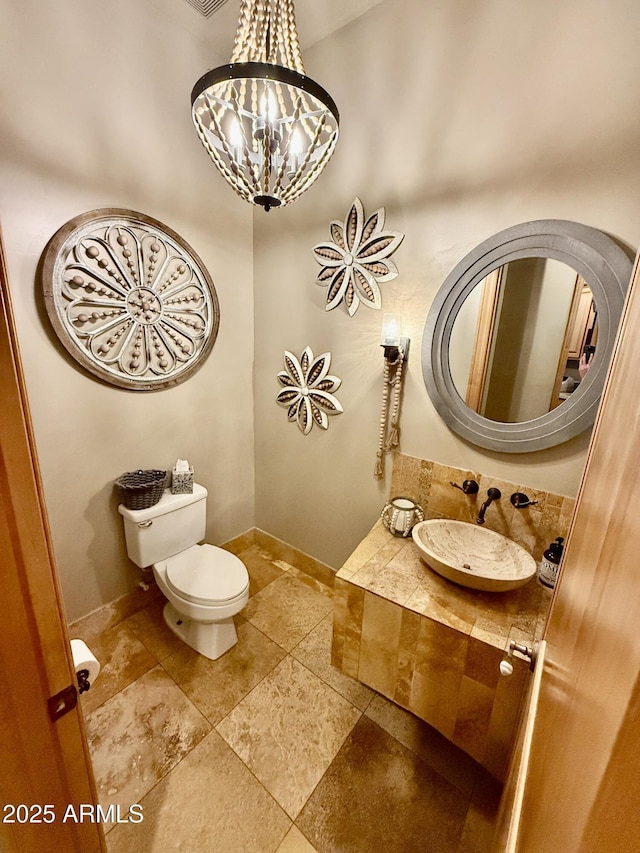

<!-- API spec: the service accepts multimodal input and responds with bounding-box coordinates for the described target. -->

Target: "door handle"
[500,640,539,676]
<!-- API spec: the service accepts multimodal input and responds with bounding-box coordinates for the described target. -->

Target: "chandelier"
[191,0,340,212]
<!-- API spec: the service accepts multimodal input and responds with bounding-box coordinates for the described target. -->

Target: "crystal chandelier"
[191,0,340,212]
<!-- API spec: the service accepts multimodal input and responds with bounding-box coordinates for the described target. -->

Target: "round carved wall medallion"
[40,208,220,390]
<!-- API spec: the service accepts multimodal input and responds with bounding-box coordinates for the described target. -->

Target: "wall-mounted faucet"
[477,487,501,524]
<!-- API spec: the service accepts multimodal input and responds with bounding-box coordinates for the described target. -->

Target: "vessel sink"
[411,519,536,592]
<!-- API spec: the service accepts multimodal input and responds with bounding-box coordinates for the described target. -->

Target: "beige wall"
[253,0,640,570]
[2,0,640,622]
[0,0,255,621]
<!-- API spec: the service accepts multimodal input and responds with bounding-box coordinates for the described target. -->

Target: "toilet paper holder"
[76,669,91,694]
[70,638,100,695]
[48,640,99,722]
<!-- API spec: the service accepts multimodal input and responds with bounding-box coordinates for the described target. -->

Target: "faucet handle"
[510,492,538,508]
[450,479,479,495]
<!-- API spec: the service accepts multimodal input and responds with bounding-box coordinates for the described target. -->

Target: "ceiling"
[154,0,385,60]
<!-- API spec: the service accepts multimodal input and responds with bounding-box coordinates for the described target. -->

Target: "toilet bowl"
[118,484,250,660]
[153,543,249,660]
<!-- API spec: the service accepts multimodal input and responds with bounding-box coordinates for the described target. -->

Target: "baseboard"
[251,528,336,589]
[69,528,336,637]
[69,580,162,642]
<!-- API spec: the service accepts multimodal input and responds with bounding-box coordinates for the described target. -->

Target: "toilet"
[118,483,249,660]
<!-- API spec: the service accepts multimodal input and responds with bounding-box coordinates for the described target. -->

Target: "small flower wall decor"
[276,347,344,435]
[312,197,405,316]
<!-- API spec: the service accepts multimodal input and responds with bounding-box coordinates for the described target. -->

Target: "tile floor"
[77,543,502,852]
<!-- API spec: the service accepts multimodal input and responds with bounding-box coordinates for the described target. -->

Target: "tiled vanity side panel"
[453,676,495,762]
[332,581,528,780]
[394,608,421,708]
[414,618,468,695]
[358,592,404,697]
[409,670,458,742]
[483,657,529,779]
[389,453,576,561]
[331,578,366,679]
[331,578,348,667]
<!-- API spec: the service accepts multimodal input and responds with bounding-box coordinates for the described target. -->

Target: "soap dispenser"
[538,537,564,588]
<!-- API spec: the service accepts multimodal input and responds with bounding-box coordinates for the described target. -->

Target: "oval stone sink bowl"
[412,519,537,592]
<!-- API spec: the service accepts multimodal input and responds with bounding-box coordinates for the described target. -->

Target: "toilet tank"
[118,483,207,567]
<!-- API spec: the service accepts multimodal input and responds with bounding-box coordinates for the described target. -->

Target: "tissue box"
[171,465,193,494]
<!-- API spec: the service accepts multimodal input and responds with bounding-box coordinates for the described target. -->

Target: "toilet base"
[162,602,239,660]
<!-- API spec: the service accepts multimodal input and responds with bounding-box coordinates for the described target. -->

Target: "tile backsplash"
[389,453,576,561]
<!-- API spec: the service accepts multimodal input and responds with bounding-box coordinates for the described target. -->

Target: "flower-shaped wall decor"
[312,197,404,316]
[276,347,344,434]
[40,208,219,391]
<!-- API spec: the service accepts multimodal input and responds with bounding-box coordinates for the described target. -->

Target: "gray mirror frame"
[422,220,633,453]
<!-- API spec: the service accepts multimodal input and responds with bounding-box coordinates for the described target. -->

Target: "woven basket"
[116,469,167,510]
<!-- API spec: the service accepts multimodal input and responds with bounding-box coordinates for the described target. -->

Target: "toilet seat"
[164,544,249,606]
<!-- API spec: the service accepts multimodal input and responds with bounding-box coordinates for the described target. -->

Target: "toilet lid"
[165,544,249,605]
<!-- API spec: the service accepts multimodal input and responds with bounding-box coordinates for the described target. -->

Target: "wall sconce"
[375,315,410,478]
[380,313,409,363]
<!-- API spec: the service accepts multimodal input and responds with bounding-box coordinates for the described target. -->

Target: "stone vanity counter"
[331,520,552,781]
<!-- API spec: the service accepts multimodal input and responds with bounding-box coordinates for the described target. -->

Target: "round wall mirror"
[422,220,633,452]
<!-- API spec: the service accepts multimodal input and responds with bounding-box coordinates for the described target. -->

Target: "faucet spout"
[477,488,501,524]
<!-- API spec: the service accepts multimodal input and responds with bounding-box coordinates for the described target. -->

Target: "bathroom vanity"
[331,520,552,781]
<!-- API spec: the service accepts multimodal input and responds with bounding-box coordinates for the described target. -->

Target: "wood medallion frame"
[40,208,220,391]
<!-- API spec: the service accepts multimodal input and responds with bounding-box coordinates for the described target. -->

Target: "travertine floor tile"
[83,540,500,852]
[78,622,157,714]
[291,614,374,711]
[244,572,333,650]
[161,620,287,724]
[124,598,183,662]
[86,666,211,810]
[287,567,334,601]
[276,825,318,853]
[456,771,502,853]
[216,656,361,818]
[364,693,486,797]
[297,716,469,853]
[106,731,291,853]
[69,585,162,643]
[239,546,286,596]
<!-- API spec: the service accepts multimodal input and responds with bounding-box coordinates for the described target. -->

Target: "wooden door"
[0,230,105,853]
[497,248,640,852]
[465,266,504,412]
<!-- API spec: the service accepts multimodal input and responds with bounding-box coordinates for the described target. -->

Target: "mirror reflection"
[449,258,597,423]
